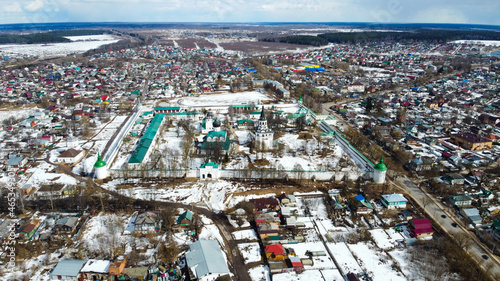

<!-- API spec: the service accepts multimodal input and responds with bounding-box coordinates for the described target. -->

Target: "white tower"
[255,107,274,151]
[201,111,214,134]
[373,155,387,184]
[94,152,108,180]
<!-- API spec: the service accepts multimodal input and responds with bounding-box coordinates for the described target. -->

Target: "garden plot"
[348,243,406,281]
[327,243,363,274]
[249,265,271,281]
[238,242,262,264]
[273,270,324,281]
[232,229,258,240]
[283,242,336,270]
[369,229,396,250]
[227,208,251,228]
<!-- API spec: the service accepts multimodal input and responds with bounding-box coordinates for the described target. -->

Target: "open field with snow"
[0,35,120,58]
[172,91,271,107]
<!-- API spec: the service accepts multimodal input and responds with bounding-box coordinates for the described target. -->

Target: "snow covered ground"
[249,265,271,281]
[232,229,258,240]
[0,35,120,58]
[172,91,271,107]
[451,40,500,46]
[238,242,262,264]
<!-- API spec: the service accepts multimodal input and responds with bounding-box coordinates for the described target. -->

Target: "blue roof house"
[185,240,230,280]
[381,194,408,209]
[50,259,87,281]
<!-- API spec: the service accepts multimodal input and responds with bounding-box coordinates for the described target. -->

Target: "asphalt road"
[396,176,500,278]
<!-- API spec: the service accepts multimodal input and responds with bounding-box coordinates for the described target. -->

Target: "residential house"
[134,211,161,233]
[53,217,79,234]
[348,81,365,93]
[18,223,37,240]
[444,173,466,185]
[408,157,433,172]
[277,193,291,204]
[177,210,194,227]
[80,259,111,281]
[449,194,473,207]
[460,208,482,227]
[354,194,374,214]
[258,222,279,239]
[4,154,27,171]
[20,184,34,195]
[108,258,127,276]
[249,198,280,213]
[255,213,280,225]
[185,240,230,281]
[450,133,492,151]
[381,194,408,209]
[409,218,434,239]
[49,259,87,281]
[36,184,66,198]
[57,149,84,164]
[286,256,304,272]
[265,244,286,260]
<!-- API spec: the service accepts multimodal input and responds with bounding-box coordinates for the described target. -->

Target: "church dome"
[213,118,221,128]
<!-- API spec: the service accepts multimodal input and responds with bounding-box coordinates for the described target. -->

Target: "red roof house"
[265,244,286,260]
[409,218,434,239]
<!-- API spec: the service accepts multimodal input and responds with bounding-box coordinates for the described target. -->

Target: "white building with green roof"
[373,156,387,184]
[94,153,108,180]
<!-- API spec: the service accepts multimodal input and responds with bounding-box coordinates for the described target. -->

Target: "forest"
[318,29,500,43]
[0,29,108,44]
[260,29,500,46]
[260,35,329,46]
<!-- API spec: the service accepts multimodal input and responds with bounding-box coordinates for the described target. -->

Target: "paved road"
[396,176,500,278]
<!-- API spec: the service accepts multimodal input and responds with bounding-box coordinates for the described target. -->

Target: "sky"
[0,0,499,26]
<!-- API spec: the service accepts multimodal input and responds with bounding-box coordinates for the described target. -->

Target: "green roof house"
[177,210,194,226]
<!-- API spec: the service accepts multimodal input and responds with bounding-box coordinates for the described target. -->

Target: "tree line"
[317,29,500,44]
[260,35,329,46]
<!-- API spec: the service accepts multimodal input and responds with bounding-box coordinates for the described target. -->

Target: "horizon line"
[0,21,499,28]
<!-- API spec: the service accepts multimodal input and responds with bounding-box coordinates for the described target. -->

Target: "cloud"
[3,3,23,13]
[25,0,46,12]
[0,0,497,25]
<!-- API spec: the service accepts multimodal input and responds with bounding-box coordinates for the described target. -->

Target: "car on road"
[482,255,489,260]
[451,222,458,227]
[441,214,446,218]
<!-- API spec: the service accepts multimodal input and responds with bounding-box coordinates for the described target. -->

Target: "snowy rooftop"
[80,259,111,274]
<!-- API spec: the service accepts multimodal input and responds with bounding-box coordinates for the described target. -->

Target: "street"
[396,176,500,278]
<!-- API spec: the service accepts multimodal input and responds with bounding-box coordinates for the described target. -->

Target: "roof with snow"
[185,240,229,278]
[381,194,407,203]
[50,259,87,278]
[81,259,111,274]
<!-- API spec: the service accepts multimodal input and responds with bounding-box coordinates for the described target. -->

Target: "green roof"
[177,210,193,224]
[237,119,254,125]
[202,131,231,150]
[128,113,165,164]
[94,153,107,168]
[232,104,258,109]
[374,156,388,171]
[493,219,500,233]
[154,106,180,111]
[200,162,220,169]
